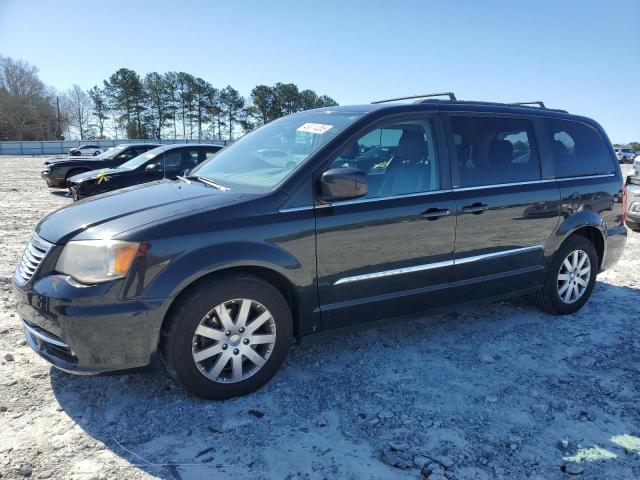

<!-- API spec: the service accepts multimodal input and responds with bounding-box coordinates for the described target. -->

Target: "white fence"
[0,139,227,155]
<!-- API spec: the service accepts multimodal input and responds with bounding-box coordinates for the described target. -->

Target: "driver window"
[162,151,183,173]
[331,118,440,198]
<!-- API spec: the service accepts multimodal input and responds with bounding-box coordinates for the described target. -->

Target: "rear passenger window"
[450,116,540,188]
[546,119,614,177]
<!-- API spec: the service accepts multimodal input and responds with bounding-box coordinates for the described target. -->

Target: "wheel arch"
[158,264,305,345]
[546,213,606,270]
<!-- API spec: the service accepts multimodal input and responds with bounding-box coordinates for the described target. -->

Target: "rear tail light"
[621,180,628,223]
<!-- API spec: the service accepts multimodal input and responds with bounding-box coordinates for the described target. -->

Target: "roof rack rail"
[371,92,457,104]
[508,101,546,108]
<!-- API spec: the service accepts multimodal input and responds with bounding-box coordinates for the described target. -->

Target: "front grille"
[14,233,53,285]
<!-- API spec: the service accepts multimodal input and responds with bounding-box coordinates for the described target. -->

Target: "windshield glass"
[95,145,126,160]
[119,145,167,170]
[190,111,363,192]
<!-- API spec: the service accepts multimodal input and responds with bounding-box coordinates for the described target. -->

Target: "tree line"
[0,56,338,141]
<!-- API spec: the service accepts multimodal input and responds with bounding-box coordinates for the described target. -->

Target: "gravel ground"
[0,156,639,480]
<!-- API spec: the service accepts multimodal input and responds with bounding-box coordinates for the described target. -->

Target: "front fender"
[141,240,306,300]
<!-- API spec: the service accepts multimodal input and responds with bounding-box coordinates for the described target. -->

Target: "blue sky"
[1,0,638,142]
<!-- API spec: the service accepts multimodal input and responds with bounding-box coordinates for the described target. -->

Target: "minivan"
[13,93,627,399]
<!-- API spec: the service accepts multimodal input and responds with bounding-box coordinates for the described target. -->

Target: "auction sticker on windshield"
[296,123,334,134]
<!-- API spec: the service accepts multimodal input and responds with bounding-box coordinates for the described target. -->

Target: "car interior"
[333,122,440,198]
[452,118,540,187]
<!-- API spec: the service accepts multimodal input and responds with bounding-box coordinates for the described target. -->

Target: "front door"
[315,114,456,330]
[446,114,561,302]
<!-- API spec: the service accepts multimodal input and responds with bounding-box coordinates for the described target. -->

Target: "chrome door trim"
[454,179,556,191]
[331,189,454,207]
[333,245,544,285]
[453,173,615,192]
[278,206,315,213]
[556,173,616,181]
[282,174,617,212]
[334,260,454,285]
[279,190,454,212]
[454,245,543,265]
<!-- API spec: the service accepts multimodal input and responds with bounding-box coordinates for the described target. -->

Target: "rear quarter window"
[546,119,614,177]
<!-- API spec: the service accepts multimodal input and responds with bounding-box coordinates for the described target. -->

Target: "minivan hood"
[36,180,245,244]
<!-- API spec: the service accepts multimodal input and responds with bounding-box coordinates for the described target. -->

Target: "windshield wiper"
[187,175,229,191]
[176,175,191,184]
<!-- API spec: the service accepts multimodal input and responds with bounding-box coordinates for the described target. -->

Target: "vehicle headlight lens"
[56,240,140,284]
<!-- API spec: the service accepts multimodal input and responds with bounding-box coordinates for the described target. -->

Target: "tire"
[534,235,598,315]
[94,151,100,156]
[161,274,293,399]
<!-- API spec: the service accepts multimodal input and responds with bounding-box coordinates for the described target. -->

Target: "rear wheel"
[535,236,598,315]
[94,150,100,156]
[161,274,292,399]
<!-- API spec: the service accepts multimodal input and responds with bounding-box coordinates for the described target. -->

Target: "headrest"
[489,139,513,166]
[397,128,426,163]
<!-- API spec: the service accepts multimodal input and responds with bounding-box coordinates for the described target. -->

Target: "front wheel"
[94,150,100,156]
[534,236,598,315]
[161,274,292,399]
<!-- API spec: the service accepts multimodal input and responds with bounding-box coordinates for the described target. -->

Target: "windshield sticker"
[296,123,334,135]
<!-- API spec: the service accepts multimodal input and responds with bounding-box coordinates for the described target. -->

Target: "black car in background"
[41,143,160,188]
[14,94,627,400]
[68,144,223,200]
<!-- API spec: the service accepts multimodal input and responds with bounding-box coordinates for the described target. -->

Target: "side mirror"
[320,167,367,202]
[145,163,159,173]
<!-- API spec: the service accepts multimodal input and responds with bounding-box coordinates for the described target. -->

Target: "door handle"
[421,207,451,220]
[461,203,489,214]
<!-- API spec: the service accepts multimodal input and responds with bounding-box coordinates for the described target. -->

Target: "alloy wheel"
[192,298,276,383]
[557,249,591,304]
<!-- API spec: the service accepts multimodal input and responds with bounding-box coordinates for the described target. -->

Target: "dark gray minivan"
[14,94,627,399]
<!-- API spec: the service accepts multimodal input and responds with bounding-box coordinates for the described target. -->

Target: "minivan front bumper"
[13,274,169,374]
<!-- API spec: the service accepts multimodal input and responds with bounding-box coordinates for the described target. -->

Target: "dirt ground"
[0,155,639,480]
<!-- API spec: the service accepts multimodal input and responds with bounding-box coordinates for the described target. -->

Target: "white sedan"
[69,144,105,156]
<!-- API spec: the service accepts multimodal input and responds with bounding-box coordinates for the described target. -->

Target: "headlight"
[56,240,140,284]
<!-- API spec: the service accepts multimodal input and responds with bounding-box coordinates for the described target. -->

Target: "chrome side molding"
[334,260,454,285]
[334,245,543,285]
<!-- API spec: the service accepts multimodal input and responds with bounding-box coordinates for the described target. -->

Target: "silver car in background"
[615,147,635,163]
[626,157,640,231]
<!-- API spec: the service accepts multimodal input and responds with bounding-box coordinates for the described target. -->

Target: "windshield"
[190,111,363,192]
[95,145,127,160]
[119,145,167,170]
